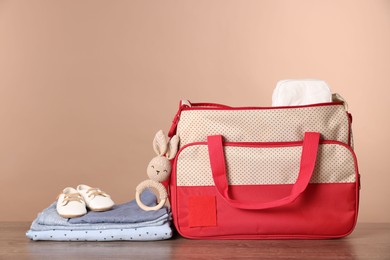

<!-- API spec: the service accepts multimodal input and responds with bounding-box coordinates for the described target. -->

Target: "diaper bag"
[168,99,359,239]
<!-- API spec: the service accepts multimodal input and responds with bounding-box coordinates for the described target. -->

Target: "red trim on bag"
[175,139,356,154]
[190,102,232,108]
[168,102,190,137]
[347,112,353,146]
[183,101,344,111]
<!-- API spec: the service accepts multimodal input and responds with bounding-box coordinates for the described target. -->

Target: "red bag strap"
[207,132,320,210]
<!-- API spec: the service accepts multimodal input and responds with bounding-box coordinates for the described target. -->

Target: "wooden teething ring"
[135,180,167,211]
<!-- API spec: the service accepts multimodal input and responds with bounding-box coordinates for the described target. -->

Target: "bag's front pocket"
[172,137,359,239]
[188,196,217,227]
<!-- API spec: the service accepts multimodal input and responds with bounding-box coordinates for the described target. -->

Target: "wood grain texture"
[1,222,389,259]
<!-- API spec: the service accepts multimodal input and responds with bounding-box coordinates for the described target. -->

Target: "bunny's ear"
[166,135,179,160]
[153,130,168,156]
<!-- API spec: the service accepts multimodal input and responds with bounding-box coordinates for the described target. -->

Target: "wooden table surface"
[1,222,389,259]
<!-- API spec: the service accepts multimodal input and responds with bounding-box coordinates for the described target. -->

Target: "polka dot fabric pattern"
[176,104,350,148]
[26,224,173,241]
[176,143,356,186]
[169,101,360,239]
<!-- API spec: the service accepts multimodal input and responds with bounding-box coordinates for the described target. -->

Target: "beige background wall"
[0,0,389,222]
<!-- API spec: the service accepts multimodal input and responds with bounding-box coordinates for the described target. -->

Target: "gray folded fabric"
[36,189,168,226]
[27,189,172,242]
[69,189,168,224]
[30,214,170,231]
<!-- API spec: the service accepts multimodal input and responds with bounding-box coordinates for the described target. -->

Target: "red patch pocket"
[188,196,217,227]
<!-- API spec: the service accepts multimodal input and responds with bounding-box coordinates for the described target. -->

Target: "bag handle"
[207,132,320,210]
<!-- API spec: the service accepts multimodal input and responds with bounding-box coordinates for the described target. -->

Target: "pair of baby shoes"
[56,184,115,218]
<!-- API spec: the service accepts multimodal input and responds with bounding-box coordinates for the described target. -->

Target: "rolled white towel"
[272,79,332,106]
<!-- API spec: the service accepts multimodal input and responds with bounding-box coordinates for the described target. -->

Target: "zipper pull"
[180,100,191,108]
[332,93,348,111]
[168,100,191,137]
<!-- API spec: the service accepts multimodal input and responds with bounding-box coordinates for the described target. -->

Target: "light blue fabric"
[26,222,172,241]
[30,214,170,231]
[27,189,172,241]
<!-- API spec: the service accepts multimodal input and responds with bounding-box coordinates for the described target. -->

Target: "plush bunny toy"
[135,130,179,211]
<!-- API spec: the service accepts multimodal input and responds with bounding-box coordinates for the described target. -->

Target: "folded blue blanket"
[31,214,170,231]
[69,189,168,224]
[35,189,167,226]
[26,222,172,241]
[27,189,172,241]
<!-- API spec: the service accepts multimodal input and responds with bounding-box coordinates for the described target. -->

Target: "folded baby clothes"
[26,222,172,241]
[30,212,170,231]
[272,79,332,106]
[35,189,165,226]
[26,189,172,241]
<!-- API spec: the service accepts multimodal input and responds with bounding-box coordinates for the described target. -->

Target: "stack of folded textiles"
[26,190,172,241]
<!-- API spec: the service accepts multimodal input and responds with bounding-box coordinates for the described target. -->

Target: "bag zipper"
[168,101,190,137]
[168,100,233,137]
[168,100,345,137]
